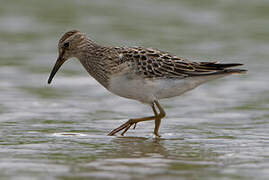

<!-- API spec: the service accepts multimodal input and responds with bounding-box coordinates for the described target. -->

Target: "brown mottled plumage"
[113,46,245,79]
[59,30,80,44]
[48,30,247,137]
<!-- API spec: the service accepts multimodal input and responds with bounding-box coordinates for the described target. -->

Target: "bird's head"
[48,30,87,84]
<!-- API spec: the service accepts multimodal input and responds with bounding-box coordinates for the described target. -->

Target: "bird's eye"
[63,42,70,48]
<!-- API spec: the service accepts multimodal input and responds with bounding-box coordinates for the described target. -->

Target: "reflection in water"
[60,136,223,180]
[109,137,169,158]
[81,138,171,179]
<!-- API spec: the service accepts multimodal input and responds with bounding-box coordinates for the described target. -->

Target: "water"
[0,0,269,179]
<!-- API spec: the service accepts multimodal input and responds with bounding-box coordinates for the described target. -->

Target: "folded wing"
[117,47,247,79]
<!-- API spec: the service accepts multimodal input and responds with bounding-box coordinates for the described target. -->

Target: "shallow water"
[0,0,269,180]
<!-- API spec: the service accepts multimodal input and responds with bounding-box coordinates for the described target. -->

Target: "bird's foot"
[154,132,161,138]
[108,119,137,136]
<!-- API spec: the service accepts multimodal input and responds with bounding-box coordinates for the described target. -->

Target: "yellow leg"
[107,101,166,136]
[153,100,166,137]
[107,115,155,136]
[108,104,157,136]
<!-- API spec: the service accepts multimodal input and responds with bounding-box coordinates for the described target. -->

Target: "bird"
[48,30,247,137]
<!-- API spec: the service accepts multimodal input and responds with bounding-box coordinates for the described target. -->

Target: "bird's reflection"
[104,136,170,159]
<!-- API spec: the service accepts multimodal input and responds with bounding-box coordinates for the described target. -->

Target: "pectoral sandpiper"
[48,30,247,137]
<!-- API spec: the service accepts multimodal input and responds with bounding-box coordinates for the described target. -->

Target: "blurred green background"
[0,0,268,180]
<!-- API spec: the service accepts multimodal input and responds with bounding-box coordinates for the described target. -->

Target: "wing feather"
[116,47,245,79]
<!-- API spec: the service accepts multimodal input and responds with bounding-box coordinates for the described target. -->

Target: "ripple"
[51,132,89,137]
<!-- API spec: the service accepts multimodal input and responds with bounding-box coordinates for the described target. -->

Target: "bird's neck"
[76,44,111,89]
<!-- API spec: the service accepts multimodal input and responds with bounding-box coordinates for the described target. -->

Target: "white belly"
[108,72,214,104]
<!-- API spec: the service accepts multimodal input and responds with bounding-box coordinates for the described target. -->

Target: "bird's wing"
[116,47,244,79]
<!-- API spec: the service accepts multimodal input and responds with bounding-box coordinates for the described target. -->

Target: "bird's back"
[113,46,247,79]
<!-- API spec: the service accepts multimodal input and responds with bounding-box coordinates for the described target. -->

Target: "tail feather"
[196,62,247,75]
[186,62,247,76]
[199,62,244,70]
[223,69,247,74]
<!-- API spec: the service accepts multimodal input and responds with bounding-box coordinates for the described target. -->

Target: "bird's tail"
[196,62,247,75]
[223,68,247,74]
